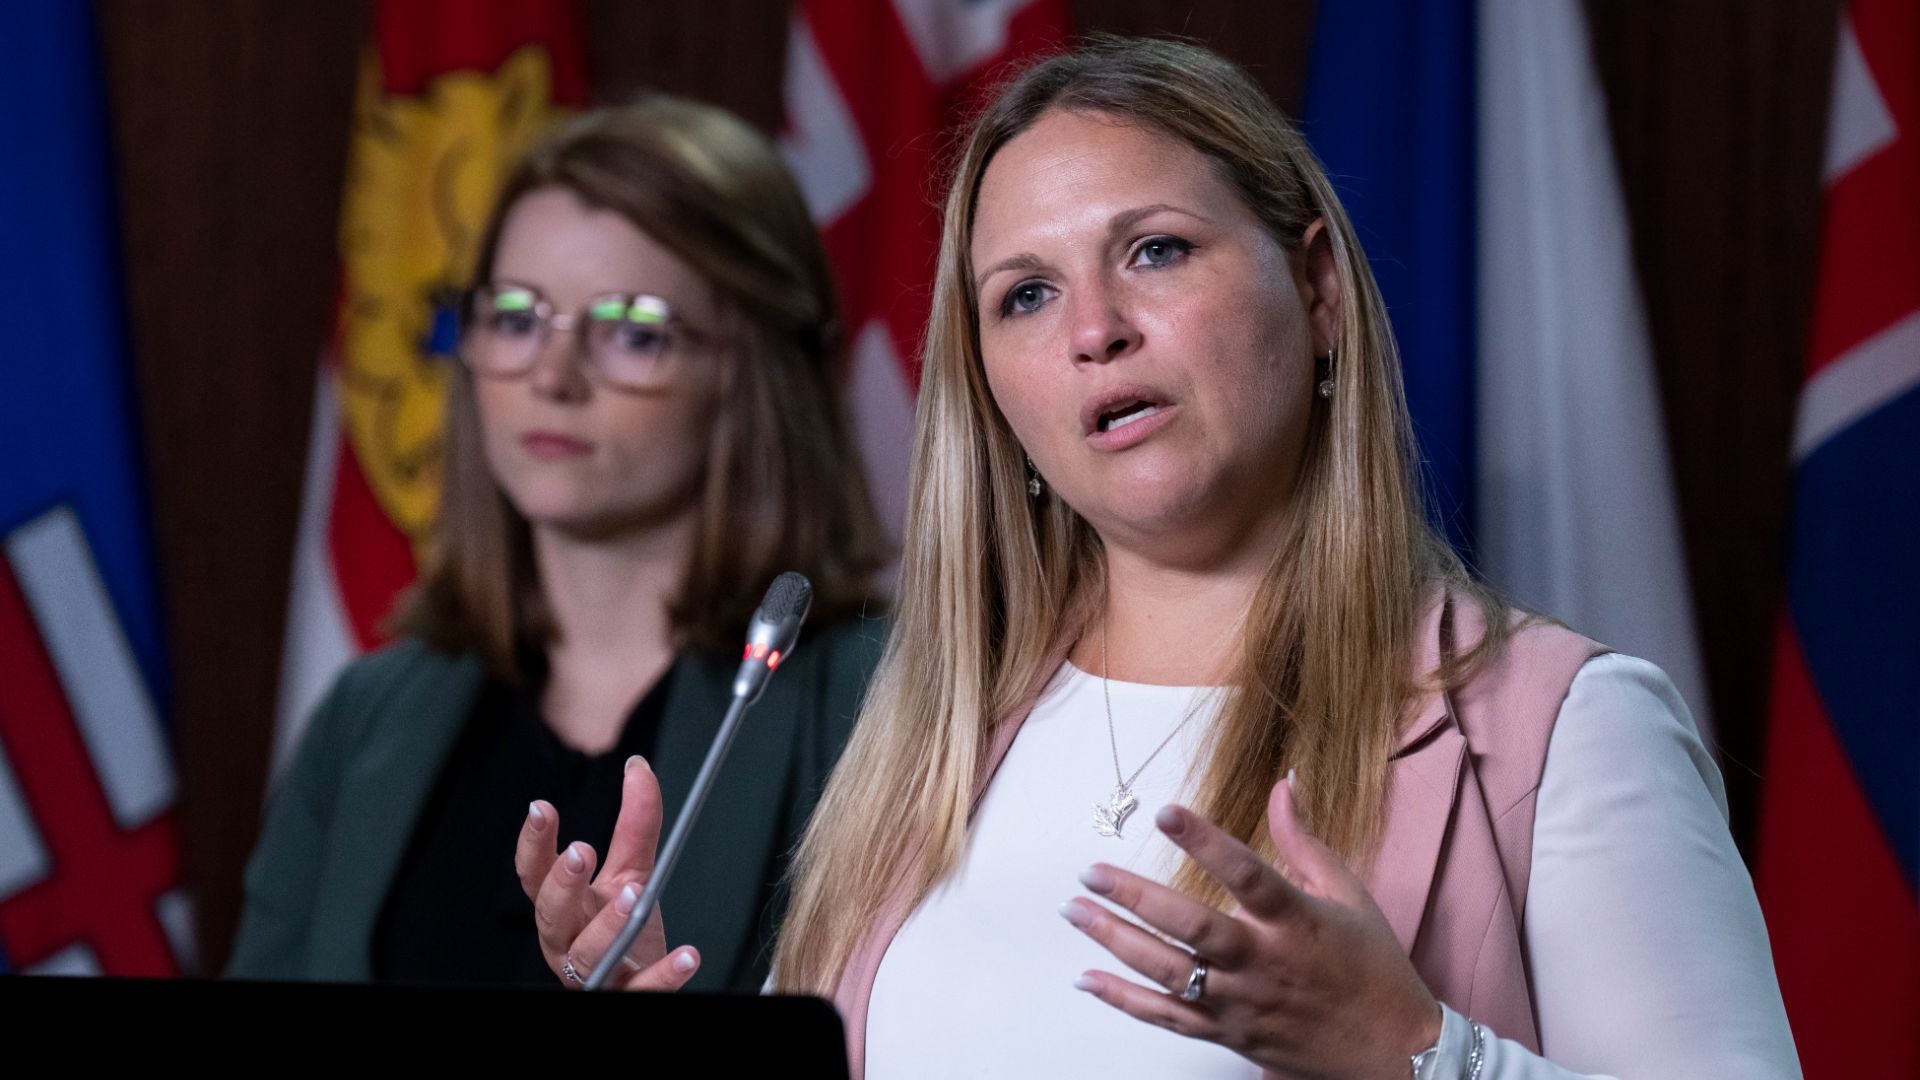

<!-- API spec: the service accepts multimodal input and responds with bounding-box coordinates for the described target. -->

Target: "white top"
[864,654,1801,1079]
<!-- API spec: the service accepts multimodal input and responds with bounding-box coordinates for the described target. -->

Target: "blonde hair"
[774,37,1505,994]
[394,96,885,674]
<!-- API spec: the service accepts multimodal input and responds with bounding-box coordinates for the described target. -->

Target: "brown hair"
[775,36,1508,993]
[394,96,886,675]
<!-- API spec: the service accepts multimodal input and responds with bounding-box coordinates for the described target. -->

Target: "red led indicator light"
[767,650,782,670]
[753,642,769,660]
[742,643,753,659]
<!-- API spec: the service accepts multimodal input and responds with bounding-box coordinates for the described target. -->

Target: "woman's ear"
[1297,218,1344,356]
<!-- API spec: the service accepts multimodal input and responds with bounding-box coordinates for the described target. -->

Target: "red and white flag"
[780,0,1069,543]
[1756,1,1919,1076]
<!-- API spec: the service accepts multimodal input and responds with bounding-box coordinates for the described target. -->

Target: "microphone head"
[758,571,813,626]
[734,571,813,703]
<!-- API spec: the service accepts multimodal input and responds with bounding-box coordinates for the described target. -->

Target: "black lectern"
[0,976,851,1075]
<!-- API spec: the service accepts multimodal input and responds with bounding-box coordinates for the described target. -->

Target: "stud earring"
[1317,346,1336,400]
[1026,455,1044,498]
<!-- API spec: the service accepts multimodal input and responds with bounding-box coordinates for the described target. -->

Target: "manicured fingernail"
[1154,805,1185,836]
[1077,865,1116,895]
[527,802,546,827]
[564,843,586,872]
[1073,975,1100,993]
[1286,767,1297,788]
[673,949,697,973]
[1058,900,1092,928]
[615,883,638,916]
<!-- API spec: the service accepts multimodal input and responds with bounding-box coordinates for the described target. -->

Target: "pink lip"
[1081,384,1178,451]
[520,431,594,459]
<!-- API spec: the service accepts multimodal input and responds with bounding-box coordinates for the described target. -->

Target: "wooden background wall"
[91,0,1838,972]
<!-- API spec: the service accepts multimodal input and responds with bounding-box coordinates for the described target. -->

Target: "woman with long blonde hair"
[523,38,1798,1079]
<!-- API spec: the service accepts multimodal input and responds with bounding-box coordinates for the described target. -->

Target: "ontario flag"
[274,1,588,761]
[0,3,189,975]
[780,0,1069,545]
[1755,0,1919,1076]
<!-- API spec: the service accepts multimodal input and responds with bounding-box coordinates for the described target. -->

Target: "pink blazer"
[830,593,1606,1078]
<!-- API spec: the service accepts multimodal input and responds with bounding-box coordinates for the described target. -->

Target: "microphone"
[585,572,813,990]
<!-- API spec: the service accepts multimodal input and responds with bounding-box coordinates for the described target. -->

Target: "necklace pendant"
[1092,786,1139,838]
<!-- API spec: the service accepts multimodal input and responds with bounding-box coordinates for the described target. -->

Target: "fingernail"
[673,949,697,973]
[1073,975,1100,993]
[527,802,546,827]
[1154,805,1185,836]
[564,844,585,872]
[1286,767,1297,789]
[615,883,638,916]
[626,755,643,772]
[1077,865,1116,895]
[1058,900,1092,928]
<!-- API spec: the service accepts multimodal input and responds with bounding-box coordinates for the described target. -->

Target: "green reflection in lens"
[589,297,627,321]
[627,296,668,324]
[494,288,535,312]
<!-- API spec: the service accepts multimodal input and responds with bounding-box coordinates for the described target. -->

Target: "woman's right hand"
[514,755,701,991]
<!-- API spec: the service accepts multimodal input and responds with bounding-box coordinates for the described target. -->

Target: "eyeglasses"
[459,282,714,390]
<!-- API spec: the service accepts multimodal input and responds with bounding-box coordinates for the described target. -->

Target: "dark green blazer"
[226,617,886,992]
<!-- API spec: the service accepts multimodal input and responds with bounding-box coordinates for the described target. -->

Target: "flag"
[1302,0,1712,735]
[780,0,1069,546]
[0,2,189,975]
[1301,0,1478,555]
[1756,0,1919,1074]
[275,1,588,764]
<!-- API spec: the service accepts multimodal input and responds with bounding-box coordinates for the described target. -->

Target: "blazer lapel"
[1363,590,1466,954]
[310,648,483,978]
[1368,708,1466,954]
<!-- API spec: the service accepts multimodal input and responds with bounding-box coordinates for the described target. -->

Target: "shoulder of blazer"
[287,638,487,782]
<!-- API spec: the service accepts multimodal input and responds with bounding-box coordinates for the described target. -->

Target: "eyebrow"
[971,203,1215,293]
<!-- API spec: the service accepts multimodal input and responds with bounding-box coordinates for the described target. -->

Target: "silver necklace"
[1091,623,1217,838]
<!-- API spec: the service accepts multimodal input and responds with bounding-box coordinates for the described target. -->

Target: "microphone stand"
[583,691,753,990]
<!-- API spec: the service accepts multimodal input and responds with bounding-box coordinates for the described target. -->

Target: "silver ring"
[1178,955,1208,1002]
[561,952,584,987]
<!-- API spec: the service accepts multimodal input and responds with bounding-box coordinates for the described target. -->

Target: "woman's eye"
[999,280,1053,318]
[612,323,669,355]
[1131,236,1193,269]
[486,309,539,337]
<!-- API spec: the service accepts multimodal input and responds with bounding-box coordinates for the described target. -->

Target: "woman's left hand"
[1061,774,1441,1078]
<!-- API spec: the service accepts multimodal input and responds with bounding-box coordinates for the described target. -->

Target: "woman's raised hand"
[1061,774,1441,1077]
[513,755,701,991]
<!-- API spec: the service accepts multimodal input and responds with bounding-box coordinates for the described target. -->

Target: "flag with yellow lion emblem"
[274,1,587,763]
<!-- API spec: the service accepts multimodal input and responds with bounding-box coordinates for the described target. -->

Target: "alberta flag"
[0,3,189,975]
[1301,0,1711,734]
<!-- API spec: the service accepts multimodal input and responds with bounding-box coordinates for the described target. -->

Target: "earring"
[1317,346,1336,400]
[1026,456,1044,498]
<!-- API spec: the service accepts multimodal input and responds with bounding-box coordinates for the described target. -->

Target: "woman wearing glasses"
[228,96,886,990]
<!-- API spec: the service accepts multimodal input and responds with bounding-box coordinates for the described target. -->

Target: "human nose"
[1066,275,1140,365]
[525,320,591,400]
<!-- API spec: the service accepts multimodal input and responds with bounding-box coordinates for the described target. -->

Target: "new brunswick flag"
[275,2,588,760]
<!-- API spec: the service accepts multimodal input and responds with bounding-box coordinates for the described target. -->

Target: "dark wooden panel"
[1583,0,1839,852]
[1073,0,1317,117]
[581,0,791,132]
[95,0,369,972]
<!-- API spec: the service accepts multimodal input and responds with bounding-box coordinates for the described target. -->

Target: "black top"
[371,659,674,985]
